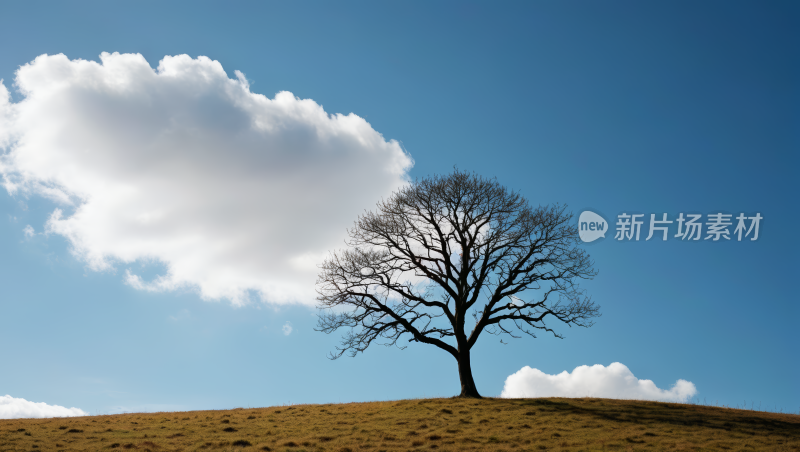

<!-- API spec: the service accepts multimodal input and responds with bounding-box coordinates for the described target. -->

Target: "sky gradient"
[0,1,797,416]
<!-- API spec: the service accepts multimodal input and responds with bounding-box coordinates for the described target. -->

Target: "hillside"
[1,397,798,451]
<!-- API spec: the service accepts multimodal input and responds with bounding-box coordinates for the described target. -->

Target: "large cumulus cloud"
[0,52,413,305]
[0,395,87,419]
[501,362,697,402]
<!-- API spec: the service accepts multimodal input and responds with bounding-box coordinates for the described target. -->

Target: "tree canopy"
[316,170,600,397]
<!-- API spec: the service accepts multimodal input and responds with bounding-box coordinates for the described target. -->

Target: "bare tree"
[316,170,600,398]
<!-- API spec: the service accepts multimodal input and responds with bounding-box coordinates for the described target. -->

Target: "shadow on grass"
[515,398,800,437]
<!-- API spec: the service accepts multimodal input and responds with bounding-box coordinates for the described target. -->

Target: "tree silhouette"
[316,170,600,397]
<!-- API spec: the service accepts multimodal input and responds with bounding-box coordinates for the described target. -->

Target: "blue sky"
[0,1,798,416]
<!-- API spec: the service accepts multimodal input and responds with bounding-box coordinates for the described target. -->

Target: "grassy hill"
[1,397,798,451]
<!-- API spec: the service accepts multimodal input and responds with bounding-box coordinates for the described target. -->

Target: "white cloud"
[0,395,87,419]
[282,321,293,336]
[0,53,413,305]
[23,224,34,238]
[500,362,697,403]
[169,308,190,321]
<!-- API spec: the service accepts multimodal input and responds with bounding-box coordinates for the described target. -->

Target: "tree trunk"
[457,349,482,398]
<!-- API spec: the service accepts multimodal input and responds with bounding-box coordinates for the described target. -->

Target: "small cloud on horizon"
[23,224,35,238]
[0,395,87,419]
[282,321,293,336]
[500,362,697,403]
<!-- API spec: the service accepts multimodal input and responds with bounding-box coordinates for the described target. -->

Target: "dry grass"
[1,397,798,451]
